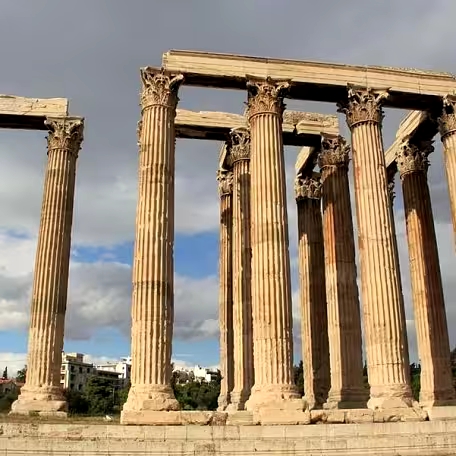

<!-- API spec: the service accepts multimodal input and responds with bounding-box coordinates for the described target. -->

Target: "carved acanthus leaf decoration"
[437,94,456,139]
[396,140,433,178]
[216,169,233,196]
[140,67,184,110]
[227,127,250,166]
[246,77,290,119]
[318,135,350,174]
[45,117,84,157]
[337,85,390,130]
[295,175,322,201]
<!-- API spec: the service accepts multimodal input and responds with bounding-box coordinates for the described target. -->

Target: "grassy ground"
[0,413,120,424]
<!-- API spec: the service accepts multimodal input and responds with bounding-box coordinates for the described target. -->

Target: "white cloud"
[0,231,219,343]
[0,353,27,378]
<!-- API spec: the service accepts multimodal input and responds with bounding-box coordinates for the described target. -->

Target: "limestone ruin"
[7,51,456,446]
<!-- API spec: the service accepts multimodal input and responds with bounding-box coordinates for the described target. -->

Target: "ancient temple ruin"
[10,52,456,437]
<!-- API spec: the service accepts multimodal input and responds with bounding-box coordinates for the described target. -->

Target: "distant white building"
[95,356,131,386]
[173,364,219,384]
[61,353,131,391]
[60,353,94,391]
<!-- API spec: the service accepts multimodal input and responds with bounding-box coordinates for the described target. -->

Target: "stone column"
[11,117,84,416]
[244,77,301,412]
[122,69,183,421]
[226,128,254,411]
[438,95,456,248]
[318,135,367,409]
[338,86,412,410]
[386,165,405,314]
[397,140,455,407]
[216,169,234,411]
[295,173,330,410]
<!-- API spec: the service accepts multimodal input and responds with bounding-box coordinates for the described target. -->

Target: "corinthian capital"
[337,85,390,130]
[317,135,350,173]
[45,116,84,157]
[217,169,233,197]
[396,140,433,178]
[438,95,456,139]
[295,174,322,201]
[227,127,250,166]
[246,77,290,119]
[140,67,184,111]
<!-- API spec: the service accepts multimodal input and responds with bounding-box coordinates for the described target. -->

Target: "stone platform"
[120,406,445,426]
[2,420,456,455]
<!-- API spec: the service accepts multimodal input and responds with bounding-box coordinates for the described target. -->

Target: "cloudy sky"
[0,0,455,376]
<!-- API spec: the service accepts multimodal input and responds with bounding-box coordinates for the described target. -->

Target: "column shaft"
[438,95,456,249]
[397,141,455,407]
[338,87,412,409]
[244,78,301,411]
[318,135,367,409]
[122,69,183,417]
[217,170,234,411]
[11,117,83,416]
[226,128,253,411]
[295,175,330,409]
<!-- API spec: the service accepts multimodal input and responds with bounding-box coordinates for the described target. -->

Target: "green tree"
[172,372,221,411]
[0,390,18,413]
[410,363,421,401]
[1,367,7,379]
[117,384,130,409]
[16,366,26,383]
[64,389,89,415]
[83,376,118,416]
[293,361,304,397]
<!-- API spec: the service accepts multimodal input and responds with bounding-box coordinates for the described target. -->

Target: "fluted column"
[295,174,330,410]
[318,135,367,409]
[226,128,254,411]
[11,117,84,416]
[397,140,455,407]
[338,86,412,410]
[438,95,456,248]
[244,77,301,412]
[217,169,234,411]
[122,69,183,419]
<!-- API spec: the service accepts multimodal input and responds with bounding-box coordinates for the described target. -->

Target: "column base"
[324,387,368,409]
[368,385,414,410]
[121,410,228,425]
[245,385,304,412]
[122,384,180,412]
[226,390,250,411]
[419,389,456,408]
[420,398,456,408]
[10,385,67,416]
[425,405,456,421]
[217,393,230,411]
[305,389,330,410]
